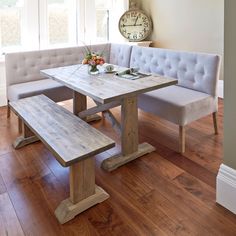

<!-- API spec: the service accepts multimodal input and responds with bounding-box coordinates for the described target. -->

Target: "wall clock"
[118,10,152,42]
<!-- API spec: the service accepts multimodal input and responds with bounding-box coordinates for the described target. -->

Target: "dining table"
[41,64,177,171]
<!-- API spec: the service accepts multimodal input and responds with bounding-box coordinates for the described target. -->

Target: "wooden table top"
[41,64,177,104]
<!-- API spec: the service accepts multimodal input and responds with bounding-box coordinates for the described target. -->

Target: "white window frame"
[0,0,128,55]
[39,0,78,49]
[84,0,129,44]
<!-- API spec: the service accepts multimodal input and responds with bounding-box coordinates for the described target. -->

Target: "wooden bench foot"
[55,157,110,224]
[101,142,155,171]
[55,185,109,224]
[13,122,39,149]
[13,136,40,149]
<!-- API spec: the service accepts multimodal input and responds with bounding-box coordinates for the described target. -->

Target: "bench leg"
[18,117,22,133]
[13,123,39,149]
[213,112,219,134]
[7,100,11,118]
[55,157,109,224]
[179,125,185,154]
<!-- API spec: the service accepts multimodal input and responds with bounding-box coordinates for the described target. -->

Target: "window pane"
[0,0,23,50]
[96,9,109,42]
[95,0,110,42]
[47,0,69,45]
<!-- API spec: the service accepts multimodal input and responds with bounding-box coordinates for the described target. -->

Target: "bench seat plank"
[10,95,115,167]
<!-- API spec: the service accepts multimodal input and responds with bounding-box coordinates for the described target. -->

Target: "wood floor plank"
[0,192,25,236]
[128,158,236,236]
[95,155,227,236]
[137,106,223,174]
[138,189,213,236]
[0,99,235,235]
[139,133,217,188]
[0,152,63,236]
[33,142,69,190]
[85,202,138,236]
[95,164,199,236]
[139,152,184,180]
[173,172,216,206]
[13,145,51,180]
[94,184,168,236]
[0,110,19,156]
[173,171,236,225]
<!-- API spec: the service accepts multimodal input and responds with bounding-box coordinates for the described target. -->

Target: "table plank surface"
[10,95,115,167]
[41,64,177,104]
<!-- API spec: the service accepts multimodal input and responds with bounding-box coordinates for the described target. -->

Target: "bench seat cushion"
[138,85,217,126]
[7,79,73,102]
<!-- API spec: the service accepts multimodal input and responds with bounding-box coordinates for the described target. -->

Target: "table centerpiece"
[82,48,105,75]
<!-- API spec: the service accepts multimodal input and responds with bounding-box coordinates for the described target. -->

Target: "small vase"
[88,65,99,75]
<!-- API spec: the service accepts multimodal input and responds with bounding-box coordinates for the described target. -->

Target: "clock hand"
[123,24,142,27]
[134,16,138,26]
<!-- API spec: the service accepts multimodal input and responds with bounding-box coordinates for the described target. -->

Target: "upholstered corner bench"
[130,46,220,152]
[5,43,221,153]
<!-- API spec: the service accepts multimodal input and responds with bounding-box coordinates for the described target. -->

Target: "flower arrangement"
[82,46,105,74]
[82,52,105,66]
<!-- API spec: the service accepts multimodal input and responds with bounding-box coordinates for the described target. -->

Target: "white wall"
[139,0,224,79]
[224,0,236,170]
[0,62,7,106]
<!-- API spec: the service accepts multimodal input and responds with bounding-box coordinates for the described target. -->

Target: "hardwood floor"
[0,99,235,236]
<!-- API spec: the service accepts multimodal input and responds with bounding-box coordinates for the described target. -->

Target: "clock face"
[119,10,152,42]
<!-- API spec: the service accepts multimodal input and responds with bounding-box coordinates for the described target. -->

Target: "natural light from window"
[0,0,128,55]
[0,0,23,51]
[48,0,69,45]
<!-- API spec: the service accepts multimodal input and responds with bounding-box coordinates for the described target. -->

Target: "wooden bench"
[10,95,115,224]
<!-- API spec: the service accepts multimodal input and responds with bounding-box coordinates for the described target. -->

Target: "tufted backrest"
[109,43,133,67]
[5,43,111,86]
[130,46,221,96]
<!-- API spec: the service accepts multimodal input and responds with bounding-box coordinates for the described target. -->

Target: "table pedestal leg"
[55,157,109,224]
[73,91,101,122]
[101,96,155,171]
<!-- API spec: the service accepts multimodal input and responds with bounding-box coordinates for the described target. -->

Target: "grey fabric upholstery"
[7,79,73,102]
[109,44,133,67]
[130,46,220,129]
[138,85,218,126]
[5,44,110,87]
[130,46,220,96]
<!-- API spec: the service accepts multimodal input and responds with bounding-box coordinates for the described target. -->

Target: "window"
[39,0,77,48]
[48,0,70,45]
[95,0,111,42]
[0,0,24,53]
[0,0,128,55]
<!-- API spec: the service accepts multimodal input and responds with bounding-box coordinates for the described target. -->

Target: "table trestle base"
[86,114,102,122]
[101,142,155,171]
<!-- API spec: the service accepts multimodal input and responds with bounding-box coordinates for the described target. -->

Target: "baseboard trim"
[218,80,223,99]
[216,164,236,214]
